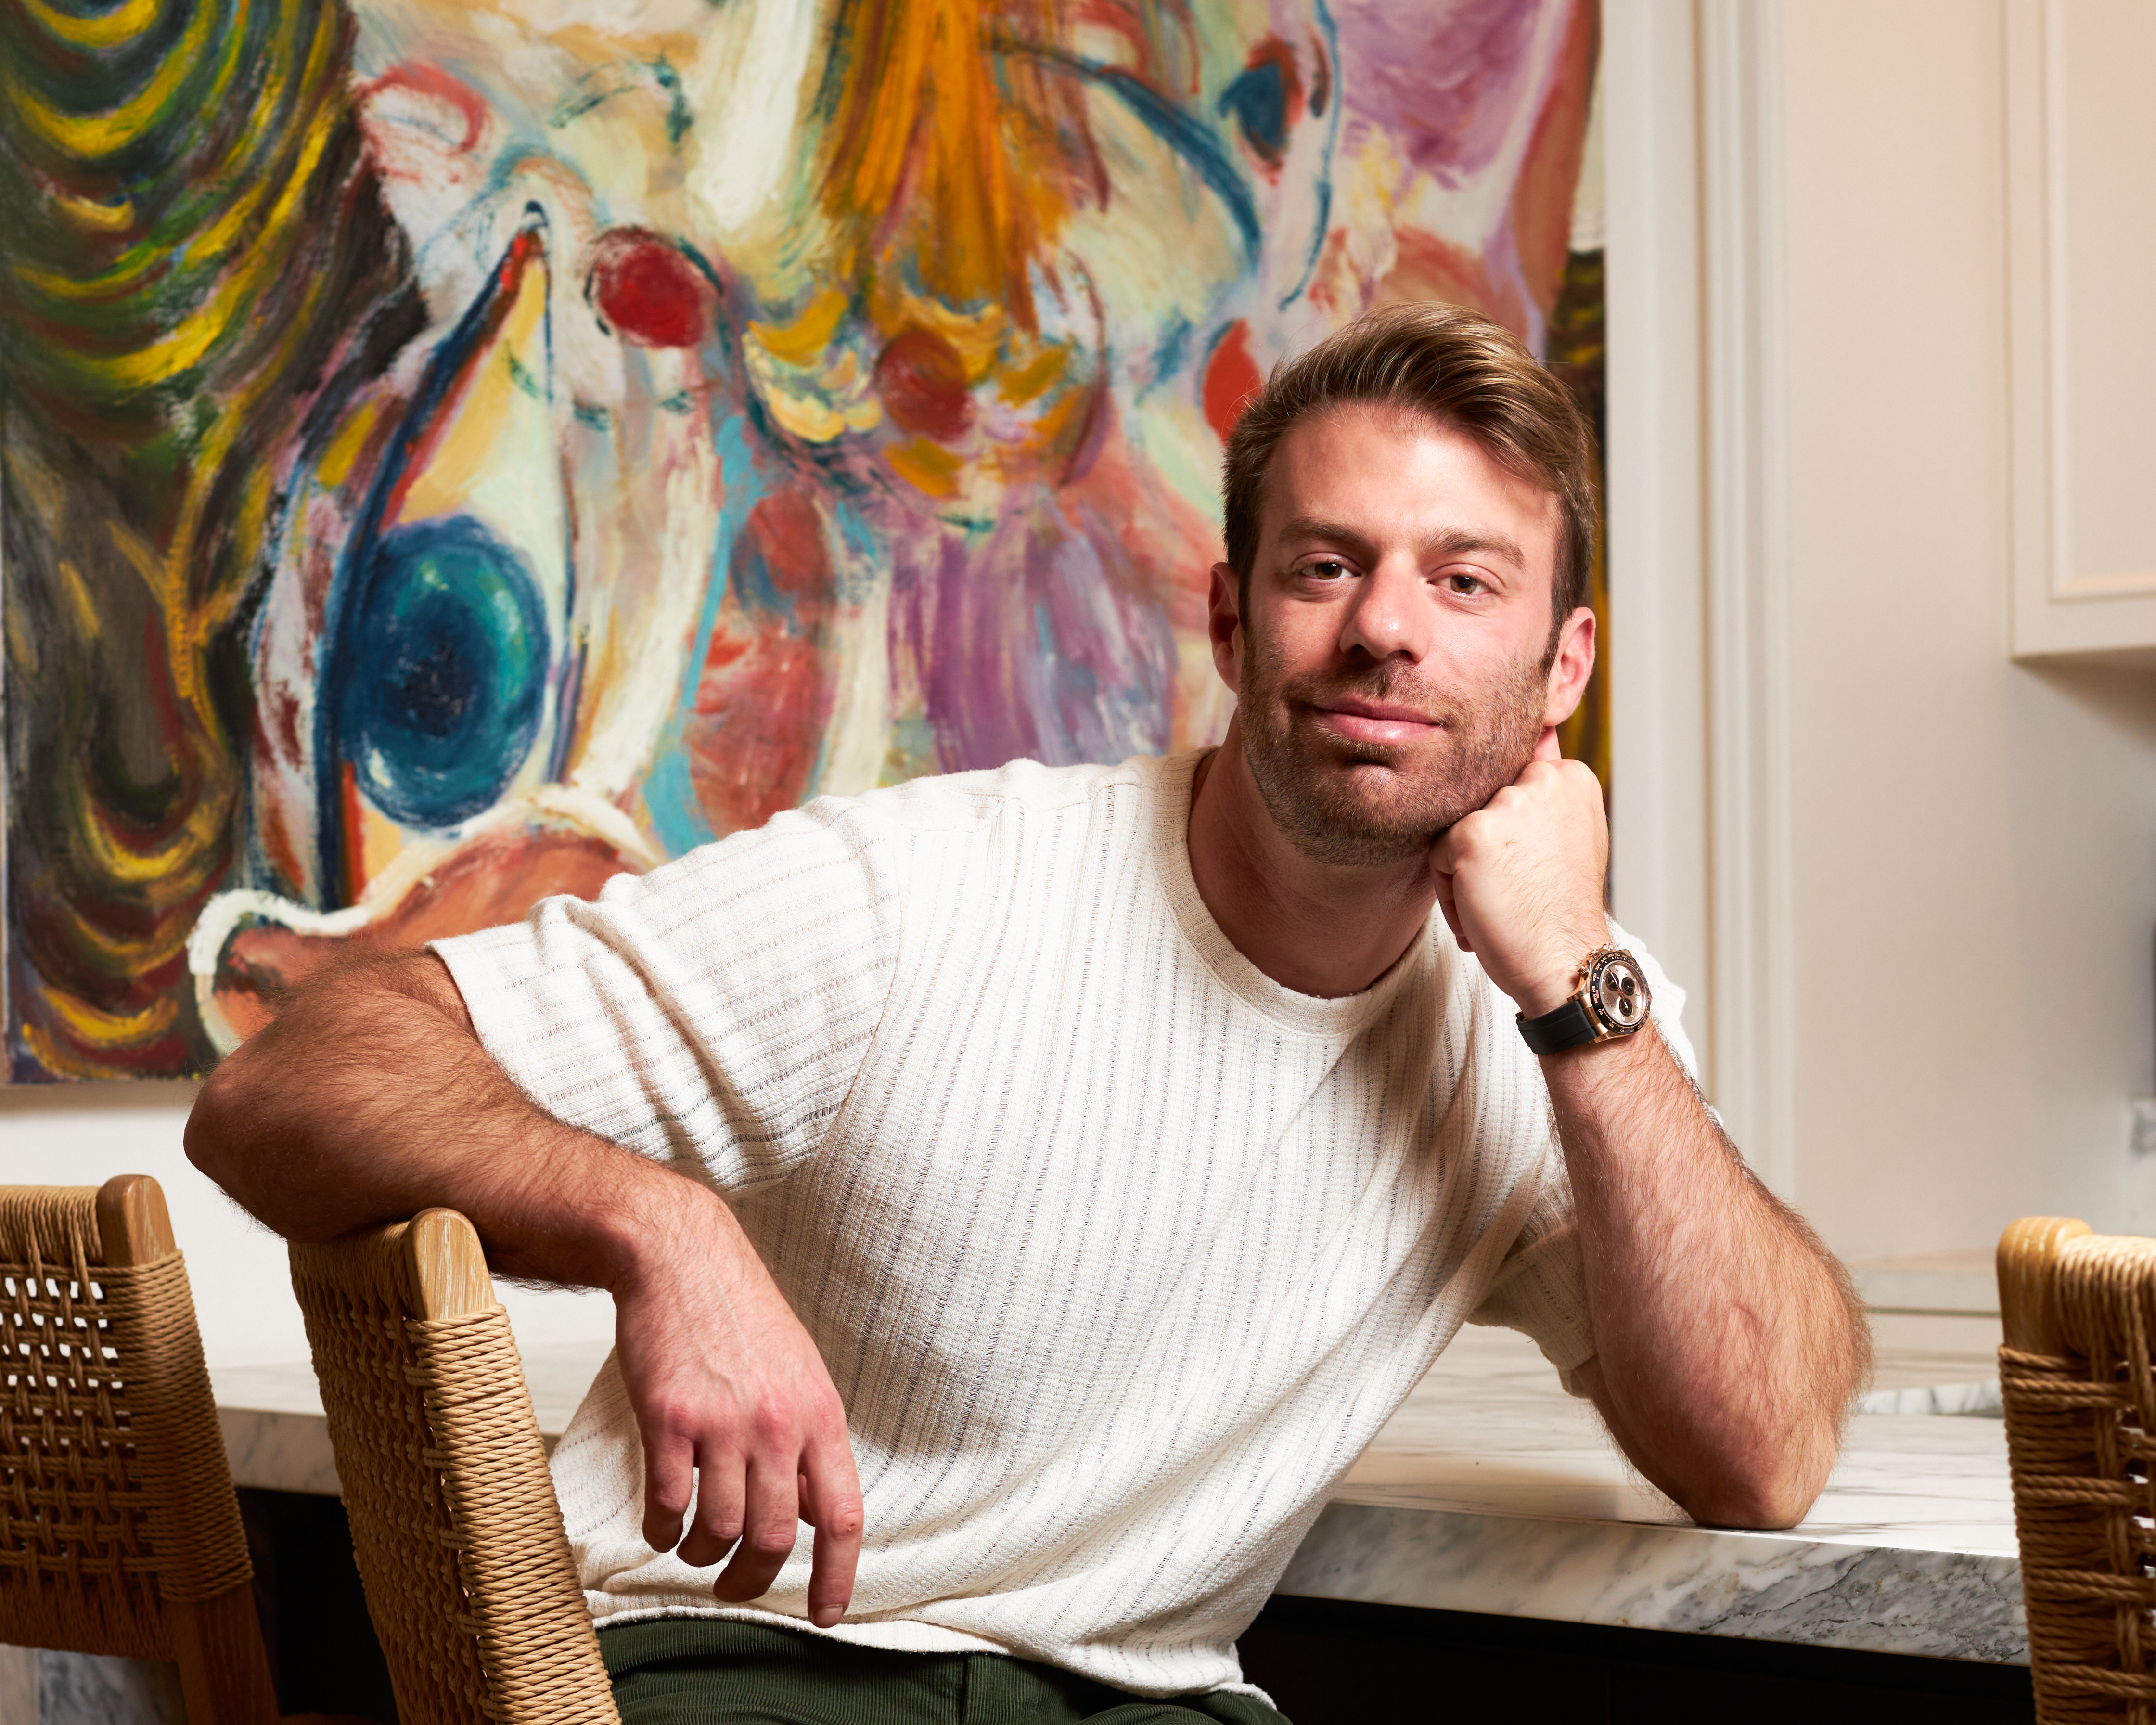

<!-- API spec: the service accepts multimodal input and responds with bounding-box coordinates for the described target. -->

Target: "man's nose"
[1338,556,1428,663]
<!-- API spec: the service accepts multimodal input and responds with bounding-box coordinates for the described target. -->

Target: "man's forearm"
[185,950,705,1289]
[1546,1027,1867,1528]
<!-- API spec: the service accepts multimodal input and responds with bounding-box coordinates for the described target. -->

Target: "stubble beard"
[1237,631,1553,868]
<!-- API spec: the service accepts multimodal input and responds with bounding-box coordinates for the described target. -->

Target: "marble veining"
[1855,1380,2001,1417]
[0,1648,188,1725]
[216,1405,340,1496]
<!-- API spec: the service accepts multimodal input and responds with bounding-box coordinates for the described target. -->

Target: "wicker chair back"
[0,1174,276,1724]
[2000,1217,2156,1723]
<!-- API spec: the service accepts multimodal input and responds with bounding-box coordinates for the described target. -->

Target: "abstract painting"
[0,0,1606,1080]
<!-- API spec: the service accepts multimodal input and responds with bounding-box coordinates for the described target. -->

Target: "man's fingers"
[711,1458,800,1605]
[676,1451,746,1569]
[801,1439,865,1628]
[1438,904,1470,952]
[1430,863,1472,953]
[640,1428,696,1554]
[1532,725,1562,763]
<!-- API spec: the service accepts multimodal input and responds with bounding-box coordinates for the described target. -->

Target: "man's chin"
[1259,772,1451,866]
[1282,813,1439,869]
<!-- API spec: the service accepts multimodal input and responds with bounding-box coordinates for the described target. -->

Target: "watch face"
[1587,950,1650,1034]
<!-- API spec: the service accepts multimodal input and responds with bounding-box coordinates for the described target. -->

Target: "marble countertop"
[211,1312,2022,1666]
[1284,1320,2020,1665]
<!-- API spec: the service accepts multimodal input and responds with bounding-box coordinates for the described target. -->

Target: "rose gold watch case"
[1584,947,1651,1038]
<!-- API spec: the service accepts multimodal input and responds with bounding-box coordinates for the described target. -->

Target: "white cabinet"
[2006,0,2156,662]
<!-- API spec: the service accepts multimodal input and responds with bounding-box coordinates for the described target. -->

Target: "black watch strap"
[1517,996,1602,1056]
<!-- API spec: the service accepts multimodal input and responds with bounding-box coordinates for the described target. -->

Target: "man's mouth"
[1305,695,1445,747]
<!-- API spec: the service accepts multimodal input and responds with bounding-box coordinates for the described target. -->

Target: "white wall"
[1779,0,2156,1257]
[1606,0,2156,1262]
[0,1082,611,1366]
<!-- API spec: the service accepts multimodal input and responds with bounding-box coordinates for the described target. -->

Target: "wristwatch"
[1516,946,1652,1055]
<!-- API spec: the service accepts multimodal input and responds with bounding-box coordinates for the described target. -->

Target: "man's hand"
[611,1184,863,1625]
[1428,727,1609,1015]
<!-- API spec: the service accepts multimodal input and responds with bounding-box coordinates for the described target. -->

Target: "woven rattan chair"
[0,1173,279,1724]
[1997,1216,2156,1721]
[288,1209,616,1725]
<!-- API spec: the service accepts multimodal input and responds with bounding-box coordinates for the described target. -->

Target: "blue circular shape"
[1219,61,1289,167]
[338,516,549,830]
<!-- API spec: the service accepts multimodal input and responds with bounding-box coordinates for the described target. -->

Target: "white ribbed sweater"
[436,750,1691,1699]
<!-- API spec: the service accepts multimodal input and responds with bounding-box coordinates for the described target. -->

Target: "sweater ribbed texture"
[434,750,1695,1699]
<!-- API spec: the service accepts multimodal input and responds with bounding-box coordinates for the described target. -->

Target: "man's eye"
[1445,571,1487,596]
[1302,559,1351,581]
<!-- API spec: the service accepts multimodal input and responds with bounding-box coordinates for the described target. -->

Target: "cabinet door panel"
[2007,0,2156,660]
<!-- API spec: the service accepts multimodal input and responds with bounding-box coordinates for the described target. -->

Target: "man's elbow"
[184,1045,258,1197]
[1681,1478,1817,1532]
[184,951,447,1192]
[183,980,322,1211]
[1676,1439,1835,1531]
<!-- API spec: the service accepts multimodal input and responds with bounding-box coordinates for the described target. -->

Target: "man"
[187,303,1867,1722]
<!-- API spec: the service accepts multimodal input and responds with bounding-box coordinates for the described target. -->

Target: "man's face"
[1214,404,1581,867]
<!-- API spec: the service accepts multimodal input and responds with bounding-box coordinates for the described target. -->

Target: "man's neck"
[1185,720,1439,999]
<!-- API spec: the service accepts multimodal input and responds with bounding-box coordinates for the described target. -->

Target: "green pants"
[600,1618,1292,1725]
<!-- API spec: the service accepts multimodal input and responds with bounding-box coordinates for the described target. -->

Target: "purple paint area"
[1329,0,1560,186]
[898,490,1179,774]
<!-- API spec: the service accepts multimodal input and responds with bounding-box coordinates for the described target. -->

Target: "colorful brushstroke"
[0,0,1607,1080]
[0,0,410,1076]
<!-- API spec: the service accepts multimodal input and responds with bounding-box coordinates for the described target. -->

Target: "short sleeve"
[430,797,905,1196]
[1468,1153,1596,1391]
[1465,922,1702,1396]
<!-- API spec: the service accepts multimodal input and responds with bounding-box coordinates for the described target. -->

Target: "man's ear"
[1207,562,1243,695]
[1540,604,1597,729]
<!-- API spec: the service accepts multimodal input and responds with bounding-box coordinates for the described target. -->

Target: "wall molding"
[1603,0,1710,1073]
[1697,0,1797,1197]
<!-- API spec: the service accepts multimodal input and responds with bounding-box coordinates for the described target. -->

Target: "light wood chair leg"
[168,1585,281,1725]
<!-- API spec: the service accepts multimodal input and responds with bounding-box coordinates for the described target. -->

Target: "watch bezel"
[1582,947,1650,1038]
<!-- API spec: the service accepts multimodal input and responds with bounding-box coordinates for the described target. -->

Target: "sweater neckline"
[1149,748,1432,1040]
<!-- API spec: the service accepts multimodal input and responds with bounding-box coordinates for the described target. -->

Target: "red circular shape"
[589,231,710,349]
[1202,321,1263,444]
[875,327,972,442]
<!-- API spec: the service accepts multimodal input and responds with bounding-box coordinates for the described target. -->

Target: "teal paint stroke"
[639,413,762,858]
